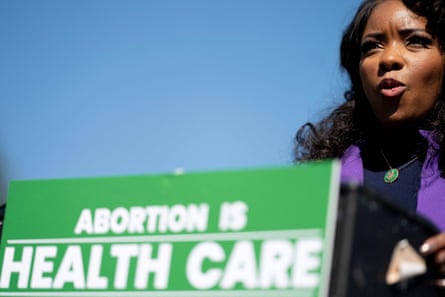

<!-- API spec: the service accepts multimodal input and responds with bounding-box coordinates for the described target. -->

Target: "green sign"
[0,161,340,297]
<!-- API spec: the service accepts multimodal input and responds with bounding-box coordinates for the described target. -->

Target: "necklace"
[380,150,419,184]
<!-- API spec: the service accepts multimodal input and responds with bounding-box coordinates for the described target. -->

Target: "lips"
[378,78,406,97]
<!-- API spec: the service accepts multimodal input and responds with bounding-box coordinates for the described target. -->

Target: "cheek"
[359,63,369,89]
[419,68,445,103]
[359,61,377,94]
[415,56,445,97]
[433,63,445,96]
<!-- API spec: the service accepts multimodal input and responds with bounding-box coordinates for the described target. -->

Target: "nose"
[378,43,404,74]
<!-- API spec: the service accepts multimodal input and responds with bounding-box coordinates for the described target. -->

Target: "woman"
[295,0,445,279]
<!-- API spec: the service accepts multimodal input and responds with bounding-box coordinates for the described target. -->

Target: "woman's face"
[359,0,445,127]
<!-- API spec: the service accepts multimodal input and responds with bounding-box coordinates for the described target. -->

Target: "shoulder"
[340,144,364,184]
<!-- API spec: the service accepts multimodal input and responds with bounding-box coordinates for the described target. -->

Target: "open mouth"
[378,79,406,97]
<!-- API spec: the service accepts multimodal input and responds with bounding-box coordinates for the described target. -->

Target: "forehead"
[364,0,427,33]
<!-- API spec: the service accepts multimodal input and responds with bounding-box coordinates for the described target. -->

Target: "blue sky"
[0,0,361,202]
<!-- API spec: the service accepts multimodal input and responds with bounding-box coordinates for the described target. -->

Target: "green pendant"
[384,168,399,183]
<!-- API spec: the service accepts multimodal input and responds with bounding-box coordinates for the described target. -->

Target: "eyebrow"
[361,28,429,40]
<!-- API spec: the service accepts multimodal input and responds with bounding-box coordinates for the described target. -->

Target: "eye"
[360,40,381,54]
[406,35,433,48]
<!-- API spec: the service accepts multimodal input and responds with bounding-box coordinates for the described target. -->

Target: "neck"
[368,123,419,147]
[362,126,426,170]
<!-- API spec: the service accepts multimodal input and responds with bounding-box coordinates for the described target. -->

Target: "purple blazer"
[341,130,445,231]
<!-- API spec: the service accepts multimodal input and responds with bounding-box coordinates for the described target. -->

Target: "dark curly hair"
[295,0,445,173]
